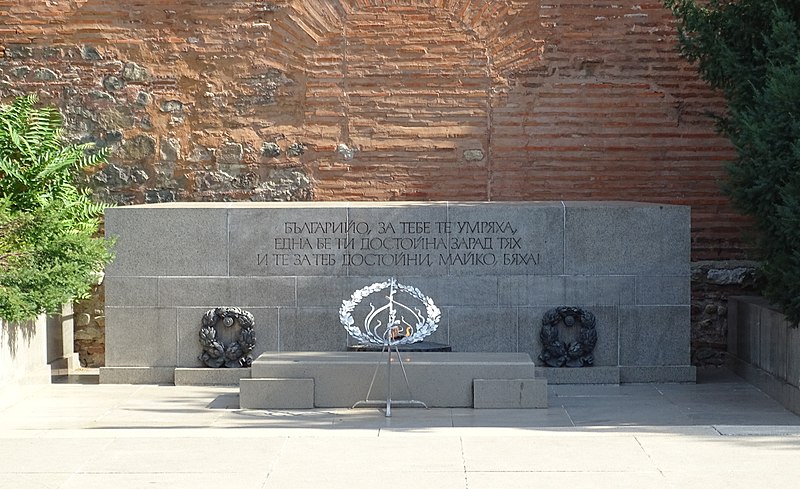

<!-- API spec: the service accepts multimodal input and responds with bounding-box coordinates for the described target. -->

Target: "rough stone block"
[473,378,548,408]
[174,367,251,386]
[105,205,229,276]
[727,297,742,358]
[563,202,690,276]
[240,378,315,409]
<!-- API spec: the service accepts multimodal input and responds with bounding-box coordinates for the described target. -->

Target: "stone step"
[241,351,547,409]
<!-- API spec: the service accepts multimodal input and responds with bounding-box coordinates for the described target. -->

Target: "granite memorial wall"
[100,201,695,384]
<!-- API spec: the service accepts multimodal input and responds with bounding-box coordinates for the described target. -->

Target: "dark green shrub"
[666,0,800,323]
[0,95,113,322]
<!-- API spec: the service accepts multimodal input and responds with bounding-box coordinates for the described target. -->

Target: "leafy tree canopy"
[666,0,800,323]
[0,95,113,323]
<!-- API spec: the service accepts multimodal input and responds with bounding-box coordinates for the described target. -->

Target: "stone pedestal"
[240,351,547,409]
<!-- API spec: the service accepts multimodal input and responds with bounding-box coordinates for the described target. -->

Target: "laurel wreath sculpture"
[538,306,597,368]
[339,278,441,346]
[199,307,256,368]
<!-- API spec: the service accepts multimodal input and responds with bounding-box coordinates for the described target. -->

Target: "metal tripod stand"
[352,343,427,417]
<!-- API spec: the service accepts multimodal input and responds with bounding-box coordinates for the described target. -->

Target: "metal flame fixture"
[339,278,441,416]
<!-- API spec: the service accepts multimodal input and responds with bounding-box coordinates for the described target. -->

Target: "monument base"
[239,352,548,409]
[538,365,696,384]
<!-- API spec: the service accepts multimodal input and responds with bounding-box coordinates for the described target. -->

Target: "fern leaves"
[0,94,114,322]
[0,94,109,218]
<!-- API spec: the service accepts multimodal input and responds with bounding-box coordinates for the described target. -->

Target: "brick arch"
[280,0,544,77]
[271,0,544,199]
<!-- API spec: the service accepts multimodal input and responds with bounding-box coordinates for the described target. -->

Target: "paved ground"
[2,367,800,489]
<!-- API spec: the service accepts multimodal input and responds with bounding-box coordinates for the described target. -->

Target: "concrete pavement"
[2,367,800,488]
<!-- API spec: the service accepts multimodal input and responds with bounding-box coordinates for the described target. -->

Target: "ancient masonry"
[0,1,752,366]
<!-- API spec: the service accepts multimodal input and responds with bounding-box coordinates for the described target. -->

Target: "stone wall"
[73,284,105,367]
[101,201,695,384]
[0,0,743,259]
[728,297,800,416]
[0,315,50,409]
[0,1,753,366]
[690,261,758,367]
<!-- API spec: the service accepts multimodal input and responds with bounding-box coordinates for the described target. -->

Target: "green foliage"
[666,0,800,323]
[0,95,113,323]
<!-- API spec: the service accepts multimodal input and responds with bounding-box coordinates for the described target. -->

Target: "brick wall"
[0,0,745,261]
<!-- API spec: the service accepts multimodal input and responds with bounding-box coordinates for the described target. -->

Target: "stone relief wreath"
[339,278,441,346]
[199,307,256,368]
[538,306,597,368]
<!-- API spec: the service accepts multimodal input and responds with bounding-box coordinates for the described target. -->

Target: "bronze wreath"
[538,306,597,368]
[199,307,256,368]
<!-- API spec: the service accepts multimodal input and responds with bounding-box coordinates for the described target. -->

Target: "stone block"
[447,307,517,353]
[540,366,621,384]
[428,276,499,307]
[788,325,800,388]
[728,297,766,361]
[619,365,696,383]
[174,367,251,386]
[635,275,690,305]
[345,204,449,276]
[231,277,297,307]
[563,202,690,276]
[296,276,351,307]
[759,305,787,379]
[99,366,174,384]
[104,277,158,307]
[157,277,232,307]
[564,276,635,305]
[473,378,548,408]
[176,307,278,367]
[619,306,690,366]
[518,306,619,368]
[105,205,229,276]
[278,308,349,351]
[498,275,566,306]
[105,308,176,367]
[446,202,564,276]
[228,205,349,277]
[240,378,315,409]
[739,299,762,366]
[248,352,537,408]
